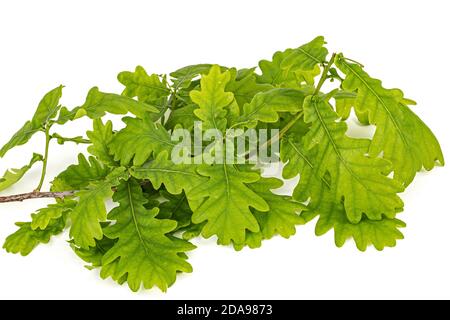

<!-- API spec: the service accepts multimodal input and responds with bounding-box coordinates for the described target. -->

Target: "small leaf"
[31,85,64,128]
[226,68,272,107]
[190,65,235,132]
[31,200,76,230]
[170,64,218,88]
[0,153,43,192]
[3,216,67,256]
[281,36,328,72]
[118,66,170,103]
[87,119,115,165]
[0,86,63,157]
[80,87,159,119]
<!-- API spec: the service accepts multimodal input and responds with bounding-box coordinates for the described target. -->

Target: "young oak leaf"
[165,103,197,131]
[170,64,230,89]
[237,88,306,127]
[302,96,404,223]
[131,152,207,197]
[51,153,110,192]
[0,86,63,157]
[158,191,193,230]
[80,87,159,119]
[86,119,116,165]
[281,135,405,251]
[71,236,128,285]
[0,153,43,192]
[3,215,68,256]
[31,200,77,230]
[336,56,444,185]
[190,65,235,132]
[102,179,195,292]
[314,189,406,252]
[250,178,305,240]
[257,37,325,88]
[281,36,328,74]
[236,177,305,250]
[226,67,273,107]
[188,164,269,246]
[70,167,127,249]
[109,115,176,166]
[118,66,170,104]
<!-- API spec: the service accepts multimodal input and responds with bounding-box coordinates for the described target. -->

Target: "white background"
[0,0,449,300]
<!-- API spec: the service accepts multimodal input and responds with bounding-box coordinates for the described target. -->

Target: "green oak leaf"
[102,179,195,292]
[80,87,159,119]
[87,119,116,165]
[237,88,306,127]
[118,66,170,103]
[31,200,76,230]
[69,167,127,249]
[0,86,63,157]
[51,153,110,191]
[0,153,43,192]
[131,152,207,196]
[165,103,197,130]
[3,215,68,256]
[31,85,64,127]
[281,36,328,73]
[336,56,444,185]
[71,236,128,285]
[301,96,404,223]
[109,115,175,166]
[226,68,272,107]
[189,164,269,245]
[281,135,405,251]
[190,65,235,132]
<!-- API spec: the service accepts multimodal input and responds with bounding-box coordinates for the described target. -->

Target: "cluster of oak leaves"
[0,37,444,292]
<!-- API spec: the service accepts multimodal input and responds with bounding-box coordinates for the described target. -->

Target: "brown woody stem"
[0,191,75,203]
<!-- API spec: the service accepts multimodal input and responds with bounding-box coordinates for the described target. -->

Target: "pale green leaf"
[281,36,328,72]
[301,96,404,223]
[70,167,127,249]
[170,64,220,88]
[0,122,39,157]
[190,65,235,131]
[118,66,170,103]
[31,85,64,128]
[31,200,76,230]
[80,87,159,119]
[87,119,115,165]
[0,86,64,157]
[314,192,406,251]
[3,216,67,256]
[336,56,444,185]
[281,135,405,251]
[0,153,43,192]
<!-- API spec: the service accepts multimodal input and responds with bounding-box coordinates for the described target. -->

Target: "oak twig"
[0,191,75,203]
